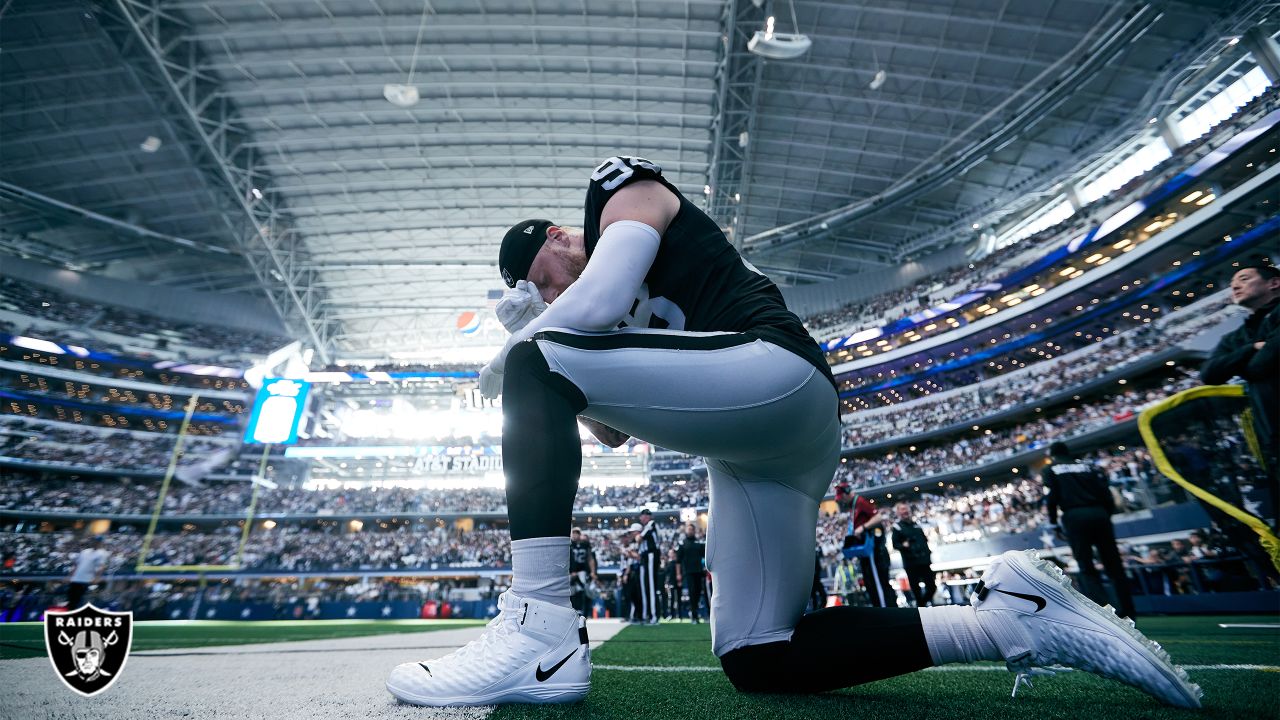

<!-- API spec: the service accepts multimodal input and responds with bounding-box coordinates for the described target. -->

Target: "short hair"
[639,508,652,516]
[1235,262,1280,282]
[1048,441,1071,458]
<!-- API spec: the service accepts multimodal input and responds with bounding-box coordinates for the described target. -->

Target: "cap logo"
[523,225,534,234]
[501,268,514,287]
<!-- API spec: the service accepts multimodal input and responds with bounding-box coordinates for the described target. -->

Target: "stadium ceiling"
[0,0,1271,362]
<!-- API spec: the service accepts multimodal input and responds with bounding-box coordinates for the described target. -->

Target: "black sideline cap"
[499,219,553,288]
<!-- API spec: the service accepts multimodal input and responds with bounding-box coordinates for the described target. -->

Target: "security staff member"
[676,523,707,622]
[1042,442,1137,619]
[636,508,661,624]
[891,502,935,607]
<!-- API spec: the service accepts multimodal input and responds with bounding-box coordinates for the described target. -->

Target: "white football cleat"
[973,550,1202,708]
[386,591,590,706]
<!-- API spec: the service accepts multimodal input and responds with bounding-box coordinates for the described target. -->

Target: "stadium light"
[748,4,811,60]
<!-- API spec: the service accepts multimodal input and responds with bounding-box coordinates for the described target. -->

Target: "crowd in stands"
[800,84,1278,343]
[315,361,480,374]
[1,333,252,393]
[0,518,673,576]
[835,370,1197,490]
[836,279,1236,400]
[0,443,1172,580]
[0,418,231,473]
[0,524,513,575]
[0,371,248,417]
[1,395,241,436]
[818,445,1163,559]
[0,471,710,518]
[0,277,287,357]
[841,299,1233,445]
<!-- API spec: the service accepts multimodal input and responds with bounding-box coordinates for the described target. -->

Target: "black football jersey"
[582,155,835,388]
[569,539,593,572]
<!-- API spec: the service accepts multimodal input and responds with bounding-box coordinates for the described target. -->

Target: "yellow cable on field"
[1138,384,1279,572]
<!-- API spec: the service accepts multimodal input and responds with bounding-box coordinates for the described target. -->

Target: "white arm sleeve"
[491,220,661,370]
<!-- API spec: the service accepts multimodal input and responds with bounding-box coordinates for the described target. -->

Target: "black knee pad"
[503,338,588,413]
[719,642,791,693]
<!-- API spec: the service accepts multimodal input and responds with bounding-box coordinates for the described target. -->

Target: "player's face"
[1230,268,1280,309]
[526,226,587,303]
[895,504,910,520]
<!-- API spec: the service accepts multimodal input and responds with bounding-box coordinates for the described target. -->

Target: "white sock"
[510,537,572,608]
[918,605,1002,665]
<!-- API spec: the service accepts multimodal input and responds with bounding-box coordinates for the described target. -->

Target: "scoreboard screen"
[244,378,311,445]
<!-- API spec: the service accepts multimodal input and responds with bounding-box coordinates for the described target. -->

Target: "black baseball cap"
[499,219,553,288]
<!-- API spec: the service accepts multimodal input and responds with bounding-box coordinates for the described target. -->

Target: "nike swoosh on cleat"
[418,663,432,676]
[535,649,578,682]
[993,588,1047,612]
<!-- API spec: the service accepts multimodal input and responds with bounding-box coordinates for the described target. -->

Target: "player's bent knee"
[719,641,792,693]
[504,338,547,376]
[503,338,588,412]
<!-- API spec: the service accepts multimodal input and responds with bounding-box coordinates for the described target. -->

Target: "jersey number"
[619,284,686,330]
[591,156,662,191]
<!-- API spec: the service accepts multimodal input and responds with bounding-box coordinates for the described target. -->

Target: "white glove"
[479,363,504,399]
[494,280,547,333]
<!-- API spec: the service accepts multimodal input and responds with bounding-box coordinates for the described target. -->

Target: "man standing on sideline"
[1042,442,1137,620]
[1200,262,1279,521]
[384,155,1200,709]
[892,502,936,607]
[622,523,643,622]
[568,527,597,614]
[662,548,680,619]
[846,493,895,608]
[66,536,109,609]
[635,508,661,624]
[675,523,707,623]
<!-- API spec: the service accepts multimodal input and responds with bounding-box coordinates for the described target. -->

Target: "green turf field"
[0,618,484,660]
[2,614,1276,718]
[492,616,1280,720]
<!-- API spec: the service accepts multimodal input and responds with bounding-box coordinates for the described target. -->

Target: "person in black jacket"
[675,523,707,623]
[891,502,935,607]
[1042,441,1137,619]
[1200,262,1279,520]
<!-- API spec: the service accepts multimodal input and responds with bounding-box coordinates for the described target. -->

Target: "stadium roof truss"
[1,0,1273,361]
